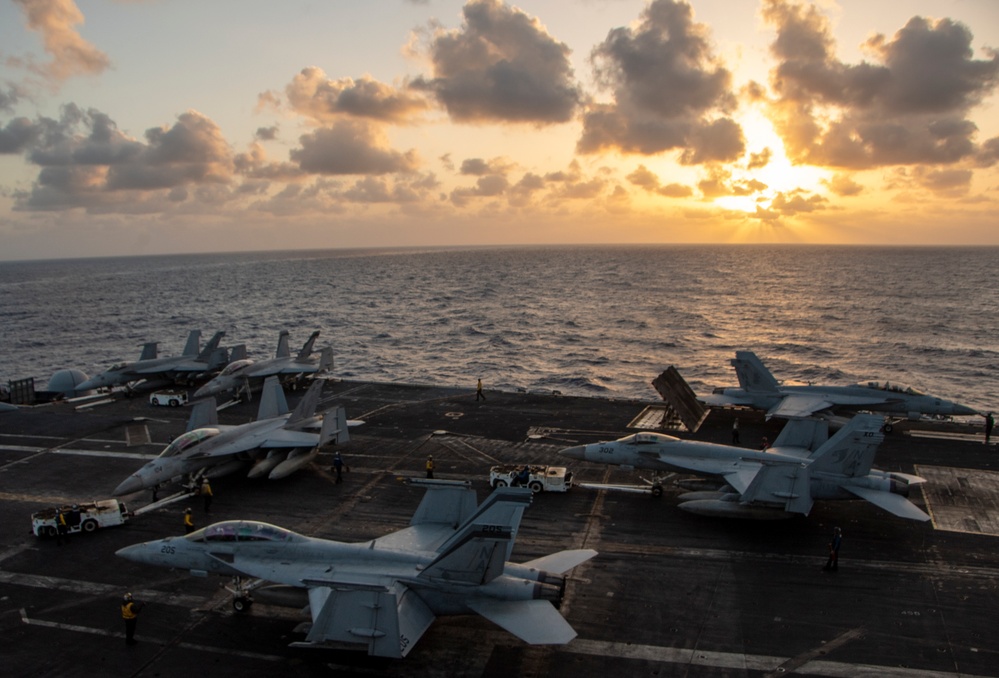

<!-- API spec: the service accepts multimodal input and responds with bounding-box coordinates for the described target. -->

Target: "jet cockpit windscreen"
[219,359,254,376]
[159,428,221,458]
[185,521,303,543]
[618,432,679,444]
[861,381,924,396]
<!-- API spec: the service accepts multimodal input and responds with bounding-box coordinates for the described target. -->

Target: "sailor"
[68,504,81,528]
[121,592,140,645]
[476,378,486,401]
[759,436,769,450]
[426,455,435,479]
[332,452,344,483]
[513,465,531,487]
[200,478,213,513]
[985,412,994,446]
[55,510,68,546]
[823,527,842,572]
[732,418,740,445]
[183,508,195,534]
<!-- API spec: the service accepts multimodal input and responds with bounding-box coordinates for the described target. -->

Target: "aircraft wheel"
[233,597,252,613]
[493,479,508,488]
[651,485,664,498]
[81,519,98,533]
[528,481,544,494]
[883,423,893,433]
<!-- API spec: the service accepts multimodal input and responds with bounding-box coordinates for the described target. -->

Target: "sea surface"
[0,245,996,412]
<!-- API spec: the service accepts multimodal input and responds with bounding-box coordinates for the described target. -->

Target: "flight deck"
[1,380,997,677]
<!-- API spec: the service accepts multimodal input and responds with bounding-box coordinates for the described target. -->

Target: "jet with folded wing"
[115,481,596,658]
[112,375,349,496]
[75,329,229,392]
[193,329,332,400]
[560,414,930,521]
[700,350,978,421]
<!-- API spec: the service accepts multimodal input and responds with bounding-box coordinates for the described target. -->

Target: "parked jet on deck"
[112,376,348,496]
[560,414,930,521]
[75,330,228,392]
[116,481,596,658]
[193,330,332,400]
[700,350,978,421]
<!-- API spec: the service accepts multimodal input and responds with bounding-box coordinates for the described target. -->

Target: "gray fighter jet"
[75,330,228,392]
[115,481,596,658]
[193,330,332,400]
[112,376,348,496]
[699,350,977,421]
[560,414,930,520]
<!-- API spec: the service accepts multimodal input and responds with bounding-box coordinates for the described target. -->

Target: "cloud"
[763,0,999,169]
[577,0,743,163]
[290,118,419,175]
[0,117,42,154]
[285,67,429,124]
[822,173,863,197]
[255,126,279,141]
[626,165,693,198]
[13,0,110,84]
[10,106,235,211]
[412,0,582,124]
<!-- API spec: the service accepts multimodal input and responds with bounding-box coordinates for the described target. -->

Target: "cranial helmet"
[124,593,132,601]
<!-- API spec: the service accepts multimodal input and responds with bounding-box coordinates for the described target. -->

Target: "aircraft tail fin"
[186,397,218,432]
[421,487,532,584]
[275,330,291,359]
[228,344,247,361]
[771,418,829,451]
[257,375,290,420]
[296,330,321,361]
[205,347,229,370]
[182,330,202,357]
[318,405,349,446]
[408,480,478,528]
[196,331,225,361]
[732,351,780,393]
[286,379,324,425]
[807,413,884,477]
[316,346,333,373]
[139,342,158,361]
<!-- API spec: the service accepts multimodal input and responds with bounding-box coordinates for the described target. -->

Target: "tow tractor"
[149,390,189,407]
[32,499,131,537]
[489,465,573,493]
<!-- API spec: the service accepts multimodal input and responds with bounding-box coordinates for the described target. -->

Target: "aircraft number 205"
[160,545,176,554]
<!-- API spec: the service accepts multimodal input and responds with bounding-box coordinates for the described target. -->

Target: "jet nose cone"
[560,445,587,461]
[75,378,98,392]
[953,403,978,416]
[113,475,145,496]
[115,543,143,561]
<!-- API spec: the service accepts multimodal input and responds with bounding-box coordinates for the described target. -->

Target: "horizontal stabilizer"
[844,485,931,521]
[767,394,834,420]
[520,549,597,575]
[467,599,577,645]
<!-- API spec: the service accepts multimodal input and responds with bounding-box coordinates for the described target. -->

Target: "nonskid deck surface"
[1,380,997,677]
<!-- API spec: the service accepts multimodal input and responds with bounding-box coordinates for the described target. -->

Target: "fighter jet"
[560,414,931,521]
[75,330,229,392]
[699,350,978,421]
[115,481,596,658]
[193,330,332,400]
[112,376,348,496]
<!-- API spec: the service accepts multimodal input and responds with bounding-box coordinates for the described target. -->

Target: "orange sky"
[1,0,998,259]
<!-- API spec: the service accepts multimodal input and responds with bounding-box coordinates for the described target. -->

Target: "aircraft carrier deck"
[1,380,997,677]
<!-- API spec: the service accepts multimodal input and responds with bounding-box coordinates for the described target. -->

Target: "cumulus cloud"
[412,0,582,124]
[822,173,863,197]
[255,125,279,141]
[285,67,429,124]
[626,165,692,198]
[577,0,743,163]
[290,119,419,175]
[9,106,235,211]
[13,0,111,84]
[763,0,999,169]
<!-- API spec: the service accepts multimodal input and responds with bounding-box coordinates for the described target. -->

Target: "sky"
[1,0,998,260]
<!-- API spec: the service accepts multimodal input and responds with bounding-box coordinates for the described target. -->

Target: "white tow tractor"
[489,465,573,493]
[32,499,131,537]
[149,390,188,407]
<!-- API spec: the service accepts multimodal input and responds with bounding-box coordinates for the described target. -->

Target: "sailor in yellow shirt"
[121,592,140,645]
[426,455,434,479]
[183,508,194,534]
[200,478,213,513]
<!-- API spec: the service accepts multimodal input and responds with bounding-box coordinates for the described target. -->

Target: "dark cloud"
[255,126,279,141]
[450,173,509,206]
[459,157,512,175]
[0,117,42,154]
[763,0,999,169]
[10,107,235,211]
[13,0,111,84]
[290,119,419,175]
[577,0,743,163]
[0,85,23,113]
[285,67,429,124]
[747,147,772,170]
[626,165,692,198]
[413,0,582,124]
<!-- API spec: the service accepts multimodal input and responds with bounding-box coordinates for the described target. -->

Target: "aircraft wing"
[300,582,435,658]
[699,393,756,408]
[766,394,835,419]
[720,467,760,495]
[733,461,813,515]
[467,598,577,645]
[843,485,931,521]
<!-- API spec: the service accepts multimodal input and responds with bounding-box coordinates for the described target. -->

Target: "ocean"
[0,245,996,413]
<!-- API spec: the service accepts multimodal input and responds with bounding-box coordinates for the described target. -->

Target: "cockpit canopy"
[860,381,923,396]
[617,432,679,445]
[185,520,303,544]
[159,428,221,458]
[218,359,254,376]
